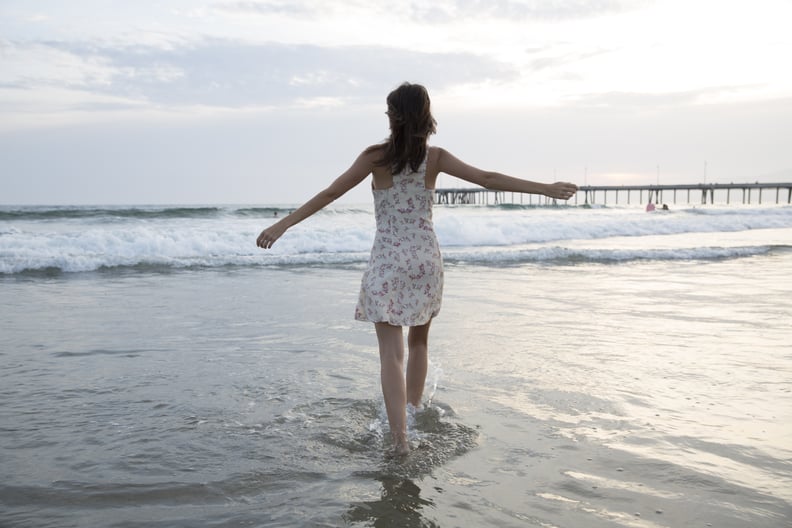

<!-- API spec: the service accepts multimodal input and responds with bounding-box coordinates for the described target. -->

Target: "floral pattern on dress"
[354,157,443,326]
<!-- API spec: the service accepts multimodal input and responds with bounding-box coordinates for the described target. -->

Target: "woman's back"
[372,154,435,237]
[355,153,444,326]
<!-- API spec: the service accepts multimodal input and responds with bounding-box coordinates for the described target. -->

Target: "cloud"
[210,0,328,17]
[567,85,765,109]
[528,47,614,72]
[2,38,517,109]
[416,0,641,21]
[210,0,644,24]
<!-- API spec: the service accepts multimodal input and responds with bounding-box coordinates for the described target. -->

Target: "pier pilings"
[433,183,792,206]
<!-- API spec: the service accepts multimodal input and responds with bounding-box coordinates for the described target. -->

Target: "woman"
[257,82,577,455]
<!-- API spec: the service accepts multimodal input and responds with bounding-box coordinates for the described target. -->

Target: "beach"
[2,203,791,527]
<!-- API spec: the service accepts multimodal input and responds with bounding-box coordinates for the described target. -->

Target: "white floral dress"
[354,156,444,326]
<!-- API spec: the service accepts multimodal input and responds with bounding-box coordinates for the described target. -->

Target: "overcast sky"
[2,0,791,205]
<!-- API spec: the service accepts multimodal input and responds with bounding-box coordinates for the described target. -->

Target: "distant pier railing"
[433,183,792,206]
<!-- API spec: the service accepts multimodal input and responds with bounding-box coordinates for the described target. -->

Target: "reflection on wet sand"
[345,477,438,528]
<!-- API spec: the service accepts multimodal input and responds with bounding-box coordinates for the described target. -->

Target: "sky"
[1,0,791,205]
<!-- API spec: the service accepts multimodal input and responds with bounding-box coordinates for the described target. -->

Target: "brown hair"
[370,83,437,174]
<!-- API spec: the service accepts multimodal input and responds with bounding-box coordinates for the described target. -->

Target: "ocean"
[1,202,791,527]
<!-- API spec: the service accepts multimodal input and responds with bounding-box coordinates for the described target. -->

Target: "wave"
[0,206,290,221]
[5,202,789,222]
[2,204,791,274]
[443,244,786,265]
[2,243,788,275]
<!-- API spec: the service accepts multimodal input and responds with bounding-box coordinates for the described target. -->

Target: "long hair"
[371,83,437,174]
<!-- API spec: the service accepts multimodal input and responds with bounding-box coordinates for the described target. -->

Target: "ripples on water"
[2,251,792,527]
[2,373,478,528]
[1,267,481,527]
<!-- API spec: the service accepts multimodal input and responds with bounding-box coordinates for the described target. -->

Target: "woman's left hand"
[256,221,287,249]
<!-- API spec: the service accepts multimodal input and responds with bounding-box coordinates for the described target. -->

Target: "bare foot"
[391,433,410,457]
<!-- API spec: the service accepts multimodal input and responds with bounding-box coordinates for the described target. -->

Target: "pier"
[434,182,792,206]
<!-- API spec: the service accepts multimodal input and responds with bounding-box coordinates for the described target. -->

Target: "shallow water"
[3,203,792,526]
[2,246,791,527]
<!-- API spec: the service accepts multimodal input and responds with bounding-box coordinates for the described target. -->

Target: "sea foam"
[1,204,791,273]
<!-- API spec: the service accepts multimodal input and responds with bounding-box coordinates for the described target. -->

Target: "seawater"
[1,203,791,273]
[1,203,791,527]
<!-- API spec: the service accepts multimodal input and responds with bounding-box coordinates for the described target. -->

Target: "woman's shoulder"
[427,146,444,157]
[425,146,443,178]
[426,145,448,171]
[363,142,387,156]
[353,143,383,167]
[428,145,452,161]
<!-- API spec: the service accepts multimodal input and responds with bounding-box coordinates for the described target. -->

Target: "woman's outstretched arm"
[436,147,578,200]
[256,149,375,249]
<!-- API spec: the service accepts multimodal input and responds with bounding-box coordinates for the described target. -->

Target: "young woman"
[257,83,577,455]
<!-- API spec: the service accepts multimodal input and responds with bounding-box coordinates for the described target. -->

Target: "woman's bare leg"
[406,320,431,407]
[375,322,409,454]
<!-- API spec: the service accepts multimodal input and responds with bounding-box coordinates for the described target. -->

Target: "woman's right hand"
[545,182,578,201]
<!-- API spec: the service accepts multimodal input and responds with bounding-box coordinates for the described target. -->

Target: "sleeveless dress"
[354,156,444,326]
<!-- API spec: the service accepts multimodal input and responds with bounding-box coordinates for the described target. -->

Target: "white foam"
[1,205,791,273]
